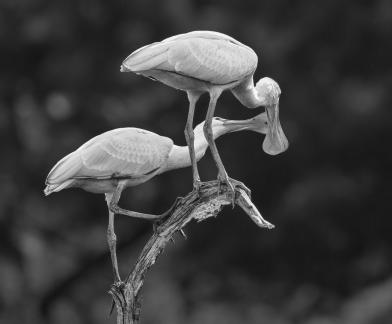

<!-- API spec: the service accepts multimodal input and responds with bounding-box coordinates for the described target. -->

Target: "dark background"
[1,0,392,323]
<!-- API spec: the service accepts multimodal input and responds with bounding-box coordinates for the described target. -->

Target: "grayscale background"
[1,0,391,323]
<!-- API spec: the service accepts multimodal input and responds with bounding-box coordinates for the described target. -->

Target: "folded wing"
[122,31,258,85]
[45,128,173,186]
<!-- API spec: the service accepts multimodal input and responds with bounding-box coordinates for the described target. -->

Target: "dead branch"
[109,179,274,324]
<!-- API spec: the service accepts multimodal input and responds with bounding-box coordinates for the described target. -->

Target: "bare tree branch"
[109,179,274,324]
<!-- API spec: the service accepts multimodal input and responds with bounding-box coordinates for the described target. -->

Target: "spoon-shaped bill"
[263,104,289,155]
[221,112,268,134]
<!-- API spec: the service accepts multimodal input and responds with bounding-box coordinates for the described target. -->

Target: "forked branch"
[109,179,274,324]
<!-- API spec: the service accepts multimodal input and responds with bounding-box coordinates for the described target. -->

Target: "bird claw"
[109,203,120,215]
[153,217,166,235]
[179,229,187,239]
[166,196,182,216]
[153,196,183,234]
[108,281,125,317]
[152,221,160,234]
[229,178,252,198]
[112,279,124,289]
[217,174,236,208]
[192,179,202,196]
[108,300,115,317]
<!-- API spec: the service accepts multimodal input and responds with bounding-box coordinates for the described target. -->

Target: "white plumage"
[44,114,269,283]
[45,128,172,192]
[124,31,257,87]
[121,30,288,196]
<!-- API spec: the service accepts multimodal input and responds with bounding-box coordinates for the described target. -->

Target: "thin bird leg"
[109,181,171,220]
[105,193,121,283]
[203,89,235,202]
[152,196,183,234]
[185,91,202,191]
[158,196,182,218]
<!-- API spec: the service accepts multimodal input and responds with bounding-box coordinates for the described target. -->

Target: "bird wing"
[46,128,173,184]
[123,31,258,85]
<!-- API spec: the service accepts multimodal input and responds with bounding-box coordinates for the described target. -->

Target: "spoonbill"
[121,30,289,195]
[44,113,269,282]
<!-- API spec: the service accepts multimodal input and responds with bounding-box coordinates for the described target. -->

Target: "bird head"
[255,77,281,106]
[255,77,289,155]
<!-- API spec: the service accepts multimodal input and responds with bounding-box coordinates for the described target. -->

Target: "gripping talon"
[229,178,251,198]
[153,222,159,234]
[180,229,187,239]
[109,203,120,215]
[108,300,115,317]
[217,174,236,207]
[227,181,236,208]
[108,281,125,317]
[193,180,202,197]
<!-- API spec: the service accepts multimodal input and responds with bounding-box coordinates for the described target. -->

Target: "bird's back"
[122,30,258,87]
[161,30,248,47]
[45,128,173,194]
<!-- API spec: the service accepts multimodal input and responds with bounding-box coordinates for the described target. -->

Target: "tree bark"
[109,179,274,324]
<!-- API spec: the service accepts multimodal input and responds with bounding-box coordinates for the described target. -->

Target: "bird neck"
[231,76,261,108]
[162,128,224,173]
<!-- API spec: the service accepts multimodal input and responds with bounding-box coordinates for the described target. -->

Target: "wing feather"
[46,128,173,185]
[122,31,258,85]
[45,150,83,185]
[80,128,173,177]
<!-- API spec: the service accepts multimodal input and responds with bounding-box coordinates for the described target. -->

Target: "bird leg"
[105,193,122,284]
[108,181,165,220]
[109,181,180,228]
[203,89,236,205]
[229,177,252,198]
[185,91,202,192]
[152,196,183,234]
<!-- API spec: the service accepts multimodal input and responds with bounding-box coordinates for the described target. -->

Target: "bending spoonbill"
[44,113,269,283]
[121,30,289,195]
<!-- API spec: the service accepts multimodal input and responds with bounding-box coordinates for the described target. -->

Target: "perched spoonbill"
[121,30,289,195]
[44,114,269,282]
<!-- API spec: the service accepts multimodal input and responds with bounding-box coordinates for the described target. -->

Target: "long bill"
[263,103,289,155]
[221,112,268,134]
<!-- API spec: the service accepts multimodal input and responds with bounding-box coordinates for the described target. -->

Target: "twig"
[109,179,274,324]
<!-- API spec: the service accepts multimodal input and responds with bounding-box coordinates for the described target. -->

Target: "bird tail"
[44,179,74,196]
[44,150,82,196]
[121,42,170,72]
[46,151,81,183]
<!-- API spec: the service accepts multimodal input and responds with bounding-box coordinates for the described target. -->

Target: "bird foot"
[108,280,125,317]
[229,178,252,199]
[109,202,120,215]
[217,173,236,207]
[153,196,183,234]
[153,217,168,235]
[152,221,160,235]
[192,179,202,196]
[179,229,187,239]
[108,300,115,317]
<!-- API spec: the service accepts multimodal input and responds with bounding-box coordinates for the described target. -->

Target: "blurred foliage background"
[1,0,392,323]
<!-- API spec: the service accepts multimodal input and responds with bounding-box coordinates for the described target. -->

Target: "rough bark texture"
[109,179,274,324]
